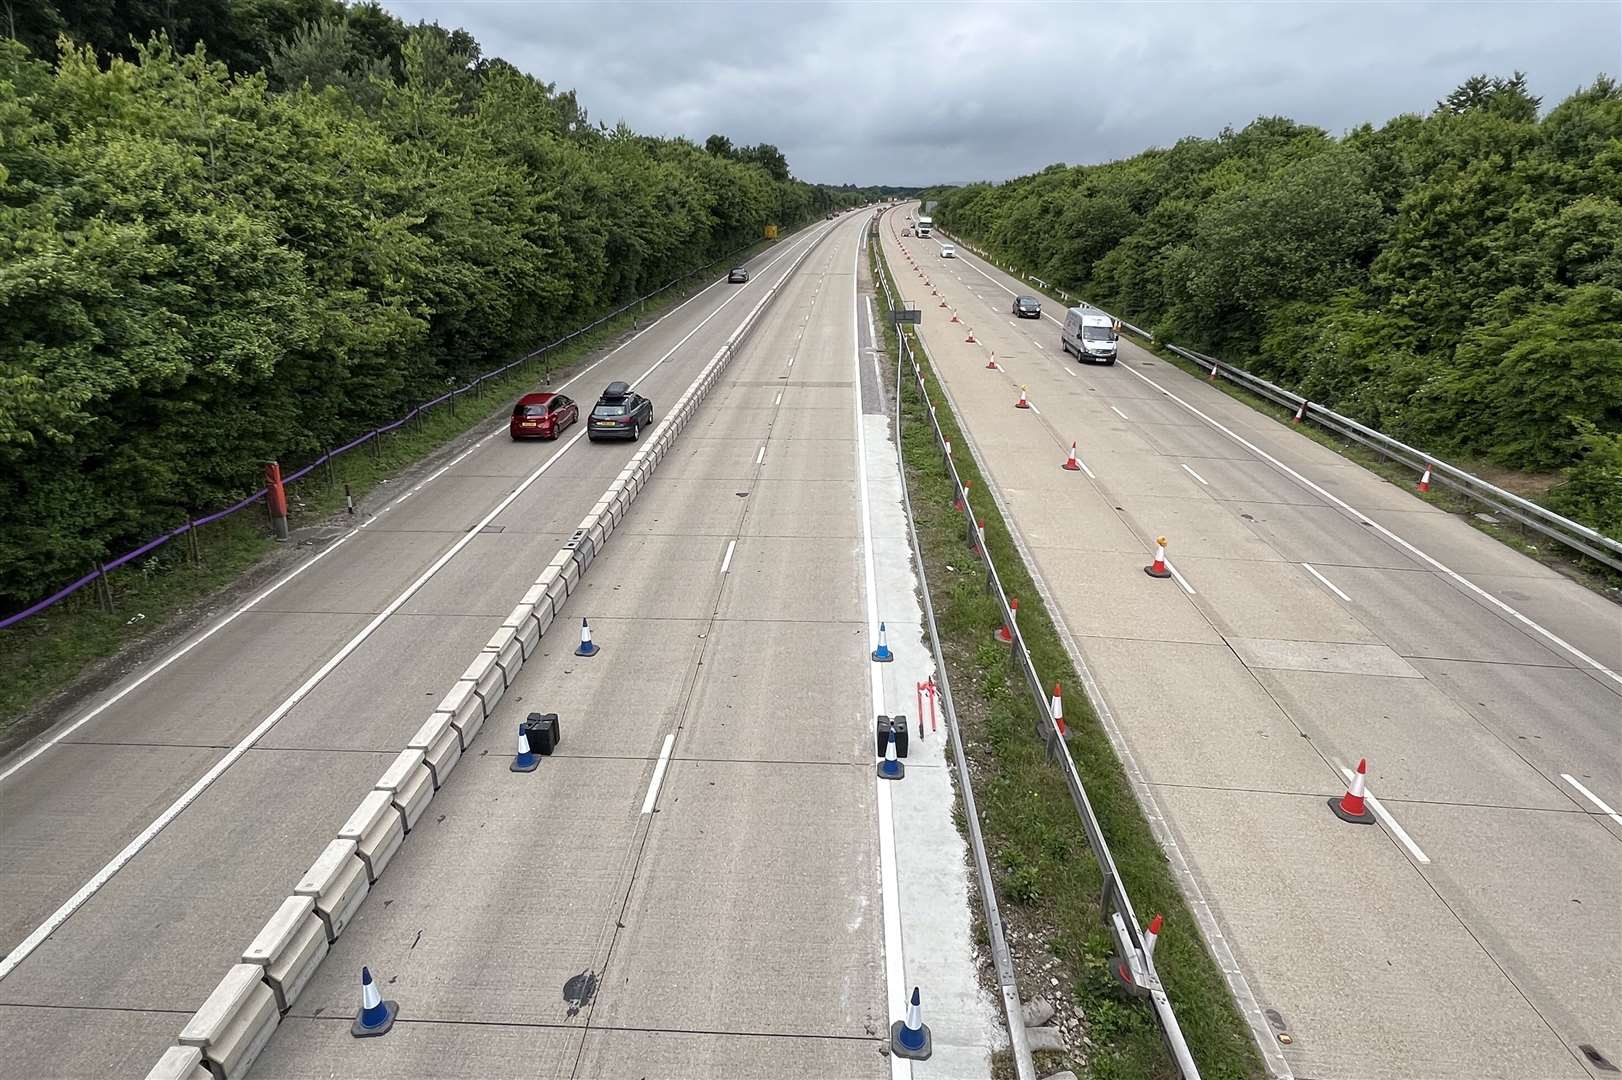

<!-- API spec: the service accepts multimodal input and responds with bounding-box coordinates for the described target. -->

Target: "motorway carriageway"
[884,207,1621,1080]
[0,212,992,1077]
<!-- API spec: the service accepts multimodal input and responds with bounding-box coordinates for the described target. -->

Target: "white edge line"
[774,392,783,405]
[1110,405,1129,420]
[1179,463,1209,486]
[719,539,737,575]
[1165,559,1196,596]
[1343,766,1431,864]
[1028,402,1042,416]
[902,224,1294,1080]
[0,225,835,984]
[1078,458,1096,480]
[1302,563,1353,603]
[1561,773,1622,825]
[755,446,765,466]
[1062,366,1077,378]
[855,235,910,1080]
[0,233,820,788]
[951,239,1621,689]
[640,734,675,814]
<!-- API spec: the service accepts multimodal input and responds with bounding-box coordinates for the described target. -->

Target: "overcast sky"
[380,1,1619,185]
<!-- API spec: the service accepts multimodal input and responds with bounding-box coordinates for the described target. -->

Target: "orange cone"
[1418,465,1432,493]
[965,327,977,343]
[1014,386,1030,410]
[1330,759,1376,824]
[1144,535,1171,579]
[1050,683,1066,736]
[986,352,998,370]
[1292,400,1307,424]
[1062,442,1081,471]
[996,597,1018,644]
[1143,914,1163,961]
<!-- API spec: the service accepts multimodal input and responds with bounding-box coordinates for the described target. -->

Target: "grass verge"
[0,240,780,747]
[870,240,1264,1080]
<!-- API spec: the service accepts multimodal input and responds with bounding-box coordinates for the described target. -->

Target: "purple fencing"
[1,241,762,631]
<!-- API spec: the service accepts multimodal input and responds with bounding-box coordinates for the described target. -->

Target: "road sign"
[764,224,778,239]
[892,308,922,325]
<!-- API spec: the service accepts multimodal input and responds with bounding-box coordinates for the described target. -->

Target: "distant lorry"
[916,215,933,238]
[1061,307,1120,365]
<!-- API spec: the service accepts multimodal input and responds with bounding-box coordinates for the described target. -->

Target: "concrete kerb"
[146,216,841,1079]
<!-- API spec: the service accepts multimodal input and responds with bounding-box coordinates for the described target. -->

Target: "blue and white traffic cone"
[510,724,539,773]
[890,986,932,1060]
[877,728,905,781]
[574,617,599,657]
[872,622,894,663]
[351,966,398,1038]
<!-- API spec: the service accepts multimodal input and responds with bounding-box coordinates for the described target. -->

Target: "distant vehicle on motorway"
[1012,296,1042,318]
[588,381,654,441]
[916,215,933,237]
[1061,306,1120,365]
[728,267,749,283]
[939,244,956,258]
[509,392,578,441]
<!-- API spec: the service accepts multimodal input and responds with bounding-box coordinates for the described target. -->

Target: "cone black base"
[1144,565,1172,579]
[1328,797,1375,824]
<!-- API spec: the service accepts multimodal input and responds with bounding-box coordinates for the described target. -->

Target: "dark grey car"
[1013,296,1042,318]
[587,382,654,442]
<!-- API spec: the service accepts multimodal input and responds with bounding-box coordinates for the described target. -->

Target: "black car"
[1013,296,1042,319]
[587,381,654,442]
[728,267,749,283]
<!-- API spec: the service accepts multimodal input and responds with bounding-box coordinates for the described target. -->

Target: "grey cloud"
[381,1,1619,184]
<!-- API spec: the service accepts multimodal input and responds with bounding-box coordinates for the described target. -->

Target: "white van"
[939,244,956,259]
[1061,307,1119,365]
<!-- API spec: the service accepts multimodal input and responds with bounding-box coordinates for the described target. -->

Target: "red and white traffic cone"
[995,597,1018,644]
[986,352,998,370]
[965,327,977,343]
[940,298,949,308]
[1208,361,1219,381]
[1417,464,1432,493]
[953,480,972,512]
[1330,759,1376,824]
[1292,400,1307,424]
[1144,535,1172,579]
[1050,682,1066,736]
[1014,386,1031,410]
[1143,914,1163,962]
[949,311,960,324]
[1062,442,1081,471]
[974,517,986,557]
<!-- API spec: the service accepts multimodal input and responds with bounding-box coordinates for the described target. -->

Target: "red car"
[509,392,578,440]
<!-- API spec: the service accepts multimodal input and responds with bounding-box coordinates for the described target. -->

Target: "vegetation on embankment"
[927,73,1622,536]
[0,2,904,615]
[871,240,1265,1080]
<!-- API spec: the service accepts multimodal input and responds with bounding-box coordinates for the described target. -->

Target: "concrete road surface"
[883,207,1621,1080]
[0,212,989,1078]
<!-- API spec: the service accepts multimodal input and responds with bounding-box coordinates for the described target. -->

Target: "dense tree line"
[0,4,895,612]
[930,75,1622,534]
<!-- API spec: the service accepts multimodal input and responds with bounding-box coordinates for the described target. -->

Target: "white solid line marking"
[755,446,765,465]
[1180,463,1209,485]
[1077,457,1096,479]
[1062,367,1077,378]
[851,241,910,1080]
[1302,563,1352,603]
[1165,560,1197,596]
[0,225,838,985]
[0,229,829,791]
[774,392,783,405]
[1343,766,1431,864]
[1562,773,1622,825]
[953,242,1622,689]
[1028,401,1042,416]
[720,539,737,575]
[641,734,675,814]
[1110,405,1129,420]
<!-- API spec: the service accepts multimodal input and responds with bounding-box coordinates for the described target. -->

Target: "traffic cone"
[940,298,949,308]
[890,987,933,1060]
[995,597,1017,644]
[1144,535,1172,579]
[1050,682,1066,736]
[949,311,960,323]
[932,287,939,296]
[872,622,894,663]
[1292,400,1307,424]
[1062,442,1081,471]
[1417,465,1432,493]
[953,480,971,512]
[1208,361,1219,381]
[1330,759,1376,824]
[351,967,398,1038]
[510,724,538,772]
[974,518,986,557]
[1014,386,1031,409]
[1144,914,1163,962]
[575,617,599,657]
[965,327,977,343]
[986,352,998,370]
[877,728,905,780]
